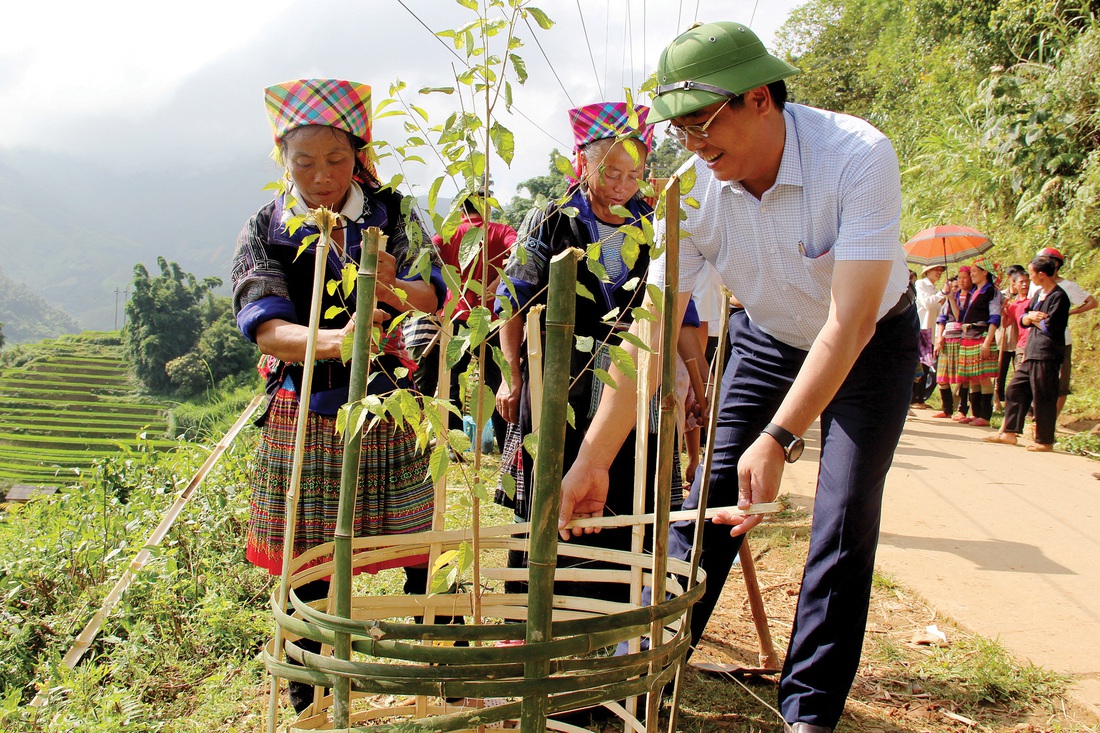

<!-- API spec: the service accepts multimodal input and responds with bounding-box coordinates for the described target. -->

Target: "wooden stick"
[738,539,779,670]
[29,394,263,708]
[563,503,779,531]
[267,210,333,733]
[648,175,680,731]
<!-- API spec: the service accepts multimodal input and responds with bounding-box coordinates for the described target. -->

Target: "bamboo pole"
[646,177,681,730]
[330,227,385,727]
[520,248,580,731]
[267,209,336,733]
[28,394,263,708]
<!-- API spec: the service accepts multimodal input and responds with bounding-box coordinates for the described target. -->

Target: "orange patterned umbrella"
[903,225,992,266]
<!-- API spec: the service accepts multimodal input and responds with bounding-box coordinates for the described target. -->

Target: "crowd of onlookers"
[910,247,1097,451]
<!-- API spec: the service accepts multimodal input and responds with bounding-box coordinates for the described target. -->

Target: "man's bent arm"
[718,259,894,535]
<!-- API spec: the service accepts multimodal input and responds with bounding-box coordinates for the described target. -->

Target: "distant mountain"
[0,268,80,344]
[0,150,274,331]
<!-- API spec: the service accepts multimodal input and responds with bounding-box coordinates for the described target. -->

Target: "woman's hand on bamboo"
[558,459,610,541]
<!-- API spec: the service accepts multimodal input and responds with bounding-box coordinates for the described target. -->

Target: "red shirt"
[433,213,517,320]
[1004,297,1031,351]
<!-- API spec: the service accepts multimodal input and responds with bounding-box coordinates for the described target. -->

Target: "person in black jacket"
[985,255,1070,451]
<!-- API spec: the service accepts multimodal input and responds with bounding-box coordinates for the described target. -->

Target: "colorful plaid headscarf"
[568,102,653,181]
[264,79,375,181]
[569,102,654,151]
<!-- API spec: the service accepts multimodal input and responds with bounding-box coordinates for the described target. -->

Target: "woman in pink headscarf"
[230,78,447,713]
[492,102,682,603]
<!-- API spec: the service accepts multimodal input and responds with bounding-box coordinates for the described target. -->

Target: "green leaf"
[429,444,450,484]
[587,258,609,282]
[684,196,701,209]
[342,263,357,298]
[526,6,555,29]
[445,335,469,371]
[632,306,657,322]
[295,233,319,260]
[326,279,339,296]
[509,53,528,84]
[646,284,665,314]
[618,330,653,353]
[324,305,346,320]
[576,282,596,302]
[522,432,539,462]
[466,306,491,349]
[449,428,471,454]
[593,368,618,390]
[560,206,579,218]
[574,335,595,353]
[601,307,621,322]
[621,237,640,270]
[566,404,576,428]
[610,205,632,218]
[608,345,636,380]
[500,471,516,500]
[552,150,574,178]
[492,345,512,389]
[458,226,485,272]
[490,122,515,165]
[678,165,697,195]
[420,86,455,95]
[622,276,641,291]
[341,331,355,364]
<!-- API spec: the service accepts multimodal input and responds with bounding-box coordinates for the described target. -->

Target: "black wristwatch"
[761,422,805,463]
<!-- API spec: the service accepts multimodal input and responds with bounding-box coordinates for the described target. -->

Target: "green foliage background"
[776,0,1100,410]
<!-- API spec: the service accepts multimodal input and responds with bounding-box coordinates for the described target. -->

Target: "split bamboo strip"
[628,315,653,718]
[520,248,579,731]
[28,393,263,708]
[268,212,334,733]
[648,176,681,730]
[525,305,544,433]
[331,227,385,727]
[669,287,732,733]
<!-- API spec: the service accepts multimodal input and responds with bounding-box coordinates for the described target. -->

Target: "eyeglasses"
[667,100,730,144]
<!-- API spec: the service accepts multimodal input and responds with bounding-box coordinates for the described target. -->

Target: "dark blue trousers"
[668,305,918,727]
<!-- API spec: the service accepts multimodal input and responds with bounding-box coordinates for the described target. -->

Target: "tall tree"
[124,257,220,393]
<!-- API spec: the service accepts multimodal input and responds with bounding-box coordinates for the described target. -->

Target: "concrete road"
[783,411,1100,720]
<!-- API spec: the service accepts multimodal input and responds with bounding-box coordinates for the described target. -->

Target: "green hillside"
[0,331,174,489]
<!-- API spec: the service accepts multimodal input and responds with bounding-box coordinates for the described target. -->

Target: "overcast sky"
[0,0,804,202]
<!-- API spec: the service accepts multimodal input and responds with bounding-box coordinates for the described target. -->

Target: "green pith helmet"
[649,21,800,123]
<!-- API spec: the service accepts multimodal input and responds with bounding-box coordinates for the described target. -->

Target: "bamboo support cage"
[263,182,777,732]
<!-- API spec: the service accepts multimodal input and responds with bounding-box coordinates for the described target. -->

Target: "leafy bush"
[0,430,270,732]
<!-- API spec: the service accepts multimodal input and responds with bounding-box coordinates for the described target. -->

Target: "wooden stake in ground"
[267,207,336,733]
[29,394,263,708]
[330,226,385,728]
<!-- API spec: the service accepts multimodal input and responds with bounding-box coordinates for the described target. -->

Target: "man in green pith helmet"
[558,22,917,733]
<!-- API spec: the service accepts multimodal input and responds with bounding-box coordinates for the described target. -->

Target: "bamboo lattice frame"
[263,180,777,732]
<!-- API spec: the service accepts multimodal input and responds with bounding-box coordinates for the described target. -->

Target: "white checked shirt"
[650,103,909,351]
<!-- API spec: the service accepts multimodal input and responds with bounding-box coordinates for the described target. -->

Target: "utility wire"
[523,16,576,107]
[395,0,466,65]
[750,0,761,26]
[576,0,605,98]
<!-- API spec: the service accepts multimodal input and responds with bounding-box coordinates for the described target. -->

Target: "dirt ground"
[643,501,1096,733]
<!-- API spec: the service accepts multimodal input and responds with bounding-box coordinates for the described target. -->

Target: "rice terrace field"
[0,331,174,491]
